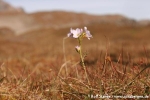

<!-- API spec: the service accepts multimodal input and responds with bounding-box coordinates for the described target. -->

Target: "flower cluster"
[67,27,92,53]
[67,27,92,40]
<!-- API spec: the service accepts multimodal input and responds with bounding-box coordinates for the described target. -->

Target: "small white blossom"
[84,27,92,40]
[68,28,83,38]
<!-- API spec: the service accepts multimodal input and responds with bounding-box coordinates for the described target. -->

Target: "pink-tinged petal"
[86,31,92,37]
[80,29,83,33]
[70,28,82,38]
[76,28,81,33]
[75,46,80,50]
[73,34,78,38]
[83,27,92,39]
[86,33,92,40]
[67,33,72,37]
[72,31,79,38]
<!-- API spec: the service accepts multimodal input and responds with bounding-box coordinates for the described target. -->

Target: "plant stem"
[78,39,90,86]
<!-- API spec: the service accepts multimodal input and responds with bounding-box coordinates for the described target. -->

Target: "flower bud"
[75,46,80,53]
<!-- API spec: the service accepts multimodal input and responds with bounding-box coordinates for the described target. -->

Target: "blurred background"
[0,0,150,63]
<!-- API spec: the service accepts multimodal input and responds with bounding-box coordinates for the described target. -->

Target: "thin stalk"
[78,38,90,86]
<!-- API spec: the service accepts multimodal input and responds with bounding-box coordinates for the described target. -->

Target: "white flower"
[67,28,83,38]
[84,27,92,40]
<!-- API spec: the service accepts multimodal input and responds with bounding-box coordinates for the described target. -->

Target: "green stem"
[78,38,90,86]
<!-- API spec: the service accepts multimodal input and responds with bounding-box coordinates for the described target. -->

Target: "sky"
[4,0,150,20]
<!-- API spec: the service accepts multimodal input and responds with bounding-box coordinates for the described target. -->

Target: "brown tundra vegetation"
[0,10,150,99]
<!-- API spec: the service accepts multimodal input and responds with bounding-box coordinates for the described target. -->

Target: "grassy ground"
[0,24,150,99]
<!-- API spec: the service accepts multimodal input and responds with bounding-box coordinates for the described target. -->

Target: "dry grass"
[0,23,150,99]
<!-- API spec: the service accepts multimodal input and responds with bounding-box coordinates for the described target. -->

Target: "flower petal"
[67,32,72,37]
[71,28,82,38]
[84,27,92,40]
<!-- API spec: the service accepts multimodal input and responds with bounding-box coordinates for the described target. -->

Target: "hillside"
[0,0,24,13]
[0,11,137,35]
[0,0,149,35]
[0,0,140,35]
